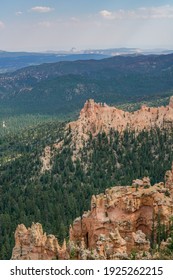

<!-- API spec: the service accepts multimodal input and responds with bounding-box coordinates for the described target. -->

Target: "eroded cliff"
[11,223,69,260]
[69,173,173,259]
[12,98,173,259]
[12,165,173,260]
[40,97,173,169]
[68,97,173,153]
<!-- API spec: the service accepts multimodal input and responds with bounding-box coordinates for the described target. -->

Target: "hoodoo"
[11,223,68,260]
[12,165,173,260]
[68,97,173,151]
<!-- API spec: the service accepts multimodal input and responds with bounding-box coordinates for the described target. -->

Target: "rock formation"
[169,96,173,109]
[11,223,69,260]
[69,174,173,259]
[40,141,64,173]
[165,162,173,196]
[12,165,173,260]
[40,146,52,173]
[68,97,173,152]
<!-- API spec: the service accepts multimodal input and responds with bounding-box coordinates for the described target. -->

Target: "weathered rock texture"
[68,97,173,151]
[165,162,173,196]
[40,146,52,173]
[69,171,173,259]
[40,141,64,173]
[11,98,173,259]
[11,223,69,260]
[12,165,173,260]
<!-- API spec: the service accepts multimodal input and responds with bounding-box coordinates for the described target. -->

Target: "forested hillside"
[1,120,173,259]
[0,51,109,73]
[1,54,173,117]
[1,53,173,259]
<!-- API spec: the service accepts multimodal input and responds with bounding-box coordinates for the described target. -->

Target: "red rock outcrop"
[169,96,173,109]
[11,223,69,260]
[40,146,52,173]
[12,165,173,260]
[68,97,173,152]
[69,175,173,259]
[165,162,173,196]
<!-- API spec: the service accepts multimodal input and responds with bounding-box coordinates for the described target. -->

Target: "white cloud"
[147,5,173,19]
[99,10,114,19]
[31,6,54,13]
[0,21,5,29]
[16,11,23,16]
[99,5,173,20]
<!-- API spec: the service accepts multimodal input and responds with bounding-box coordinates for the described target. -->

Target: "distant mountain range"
[0,48,173,73]
[0,53,173,117]
[0,51,109,73]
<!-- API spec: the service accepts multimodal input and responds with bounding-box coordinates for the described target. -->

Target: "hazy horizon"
[0,0,173,52]
[0,46,173,54]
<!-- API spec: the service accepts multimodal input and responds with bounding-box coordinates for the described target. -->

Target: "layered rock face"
[12,165,173,260]
[68,97,173,151]
[70,174,173,259]
[11,223,69,260]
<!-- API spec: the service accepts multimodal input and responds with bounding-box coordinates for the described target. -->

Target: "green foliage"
[167,217,173,251]
[0,114,60,137]
[1,54,173,117]
[165,190,170,197]
[69,247,77,260]
[144,185,150,189]
[1,123,173,259]
[130,249,137,260]
[151,213,169,255]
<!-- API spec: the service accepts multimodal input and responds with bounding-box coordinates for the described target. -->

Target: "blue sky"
[0,0,173,51]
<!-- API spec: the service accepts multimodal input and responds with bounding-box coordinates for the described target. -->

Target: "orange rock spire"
[12,165,173,260]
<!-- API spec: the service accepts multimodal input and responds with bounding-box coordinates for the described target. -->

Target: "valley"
[1,54,173,117]
[2,0,173,263]
[1,98,173,259]
[1,52,173,260]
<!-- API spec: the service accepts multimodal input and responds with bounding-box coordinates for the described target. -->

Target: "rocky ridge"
[40,97,173,170]
[12,164,173,260]
[68,97,173,153]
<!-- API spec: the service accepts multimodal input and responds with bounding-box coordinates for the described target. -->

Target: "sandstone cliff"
[40,97,173,167]
[69,174,173,259]
[68,97,173,152]
[12,165,173,260]
[11,223,69,260]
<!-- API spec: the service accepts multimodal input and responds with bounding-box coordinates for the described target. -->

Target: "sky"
[0,0,173,52]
